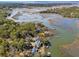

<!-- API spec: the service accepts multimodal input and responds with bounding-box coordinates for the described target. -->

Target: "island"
[39,6,79,18]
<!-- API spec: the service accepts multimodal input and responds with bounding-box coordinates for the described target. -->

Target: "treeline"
[26,3,73,7]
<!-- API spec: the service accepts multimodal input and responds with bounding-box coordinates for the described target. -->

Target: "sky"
[0,0,79,1]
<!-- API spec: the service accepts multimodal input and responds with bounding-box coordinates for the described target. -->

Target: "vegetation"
[0,9,52,57]
[40,6,79,18]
